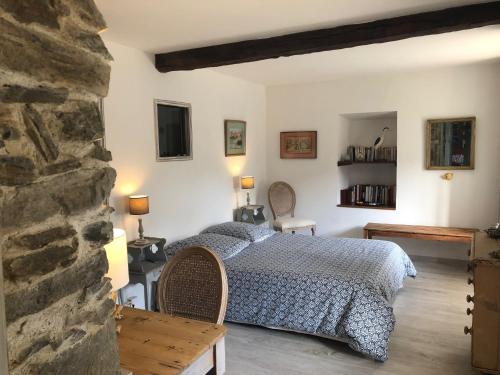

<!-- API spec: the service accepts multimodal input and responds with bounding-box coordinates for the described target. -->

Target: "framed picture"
[280,131,317,159]
[154,99,193,161]
[425,117,475,170]
[225,120,246,156]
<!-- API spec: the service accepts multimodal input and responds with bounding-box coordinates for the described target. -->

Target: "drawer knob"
[464,326,473,335]
[467,263,472,272]
[466,295,474,303]
[466,308,473,315]
[467,278,474,285]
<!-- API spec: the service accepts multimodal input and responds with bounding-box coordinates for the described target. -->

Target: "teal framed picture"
[224,120,246,156]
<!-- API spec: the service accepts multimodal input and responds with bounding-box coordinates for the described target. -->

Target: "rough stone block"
[83,221,113,243]
[1,167,116,229]
[12,335,52,368]
[0,0,68,30]
[77,279,112,306]
[11,225,76,250]
[66,26,113,60]
[0,17,111,97]
[63,0,107,32]
[58,101,103,141]
[52,167,116,215]
[42,158,81,176]
[3,237,78,280]
[5,250,108,323]
[0,108,21,142]
[87,142,112,162]
[23,104,59,162]
[0,155,36,185]
[28,319,120,375]
[0,84,69,104]
[64,328,86,344]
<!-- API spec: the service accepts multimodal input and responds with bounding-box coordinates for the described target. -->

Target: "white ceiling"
[96,0,500,85]
[214,27,500,85]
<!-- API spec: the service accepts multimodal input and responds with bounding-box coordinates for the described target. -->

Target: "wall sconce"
[441,172,454,181]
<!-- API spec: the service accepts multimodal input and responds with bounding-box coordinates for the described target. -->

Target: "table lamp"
[104,228,129,326]
[104,228,129,293]
[240,176,255,206]
[129,195,149,245]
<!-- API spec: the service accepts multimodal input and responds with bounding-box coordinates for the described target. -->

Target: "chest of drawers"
[467,233,500,374]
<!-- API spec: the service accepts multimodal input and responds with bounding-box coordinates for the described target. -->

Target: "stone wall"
[0,1,120,373]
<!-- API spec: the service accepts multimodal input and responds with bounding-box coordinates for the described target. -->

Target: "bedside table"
[127,237,167,311]
[236,205,266,225]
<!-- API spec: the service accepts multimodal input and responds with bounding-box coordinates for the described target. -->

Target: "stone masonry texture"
[0,0,121,373]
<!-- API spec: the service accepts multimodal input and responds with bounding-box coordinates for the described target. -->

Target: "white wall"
[266,63,500,259]
[104,41,267,243]
[104,38,500,264]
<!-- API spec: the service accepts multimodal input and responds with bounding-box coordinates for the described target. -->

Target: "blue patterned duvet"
[223,233,416,361]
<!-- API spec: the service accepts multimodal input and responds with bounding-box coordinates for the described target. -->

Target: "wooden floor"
[225,256,476,374]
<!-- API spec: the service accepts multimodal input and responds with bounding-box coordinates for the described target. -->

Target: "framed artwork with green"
[425,117,475,170]
[224,120,246,156]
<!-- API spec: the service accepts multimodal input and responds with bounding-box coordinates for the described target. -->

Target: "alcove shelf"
[337,160,397,167]
[336,204,396,210]
[338,111,398,210]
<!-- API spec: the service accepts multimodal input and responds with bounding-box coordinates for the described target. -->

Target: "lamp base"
[135,217,148,245]
[134,238,149,245]
[111,291,124,335]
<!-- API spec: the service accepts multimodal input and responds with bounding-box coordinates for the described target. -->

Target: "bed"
[166,223,416,361]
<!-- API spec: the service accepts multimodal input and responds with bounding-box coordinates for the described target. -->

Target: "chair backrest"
[268,181,296,220]
[156,246,228,324]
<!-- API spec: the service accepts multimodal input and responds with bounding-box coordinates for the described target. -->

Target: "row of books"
[340,184,396,207]
[347,145,397,162]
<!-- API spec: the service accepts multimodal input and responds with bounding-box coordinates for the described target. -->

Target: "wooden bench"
[363,223,478,257]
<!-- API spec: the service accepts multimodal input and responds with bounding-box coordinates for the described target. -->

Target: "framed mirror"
[425,117,475,170]
[154,99,192,161]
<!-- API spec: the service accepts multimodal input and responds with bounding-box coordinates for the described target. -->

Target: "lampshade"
[129,195,149,215]
[104,228,129,291]
[241,176,255,190]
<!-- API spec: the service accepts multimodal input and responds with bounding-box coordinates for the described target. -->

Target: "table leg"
[363,229,372,239]
[140,277,149,311]
[214,337,225,375]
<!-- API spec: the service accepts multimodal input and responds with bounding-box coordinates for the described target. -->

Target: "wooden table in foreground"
[117,307,227,375]
[363,223,478,257]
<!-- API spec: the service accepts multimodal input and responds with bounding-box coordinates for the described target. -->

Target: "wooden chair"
[268,181,316,235]
[156,246,228,324]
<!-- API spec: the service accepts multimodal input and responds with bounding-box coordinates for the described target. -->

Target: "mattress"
[223,233,416,361]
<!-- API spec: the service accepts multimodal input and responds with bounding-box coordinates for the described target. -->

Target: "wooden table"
[118,307,227,375]
[363,223,478,256]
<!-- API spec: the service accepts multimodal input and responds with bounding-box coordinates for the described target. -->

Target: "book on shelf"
[340,184,396,207]
[346,145,397,163]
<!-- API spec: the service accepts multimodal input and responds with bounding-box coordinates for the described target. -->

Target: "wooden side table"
[127,237,167,311]
[118,307,227,374]
[235,204,266,225]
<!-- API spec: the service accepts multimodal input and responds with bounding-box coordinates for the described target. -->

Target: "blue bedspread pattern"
[223,233,416,361]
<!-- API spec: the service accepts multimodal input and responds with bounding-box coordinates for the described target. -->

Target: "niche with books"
[337,112,397,210]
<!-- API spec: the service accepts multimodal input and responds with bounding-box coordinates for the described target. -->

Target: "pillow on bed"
[201,221,275,242]
[165,233,250,260]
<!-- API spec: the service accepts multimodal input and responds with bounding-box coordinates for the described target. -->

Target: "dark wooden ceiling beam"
[155,1,500,73]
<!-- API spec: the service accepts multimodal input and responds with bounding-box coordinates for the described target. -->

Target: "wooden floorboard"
[225,257,474,374]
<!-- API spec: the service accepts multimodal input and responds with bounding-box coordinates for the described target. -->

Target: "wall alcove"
[337,111,398,210]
